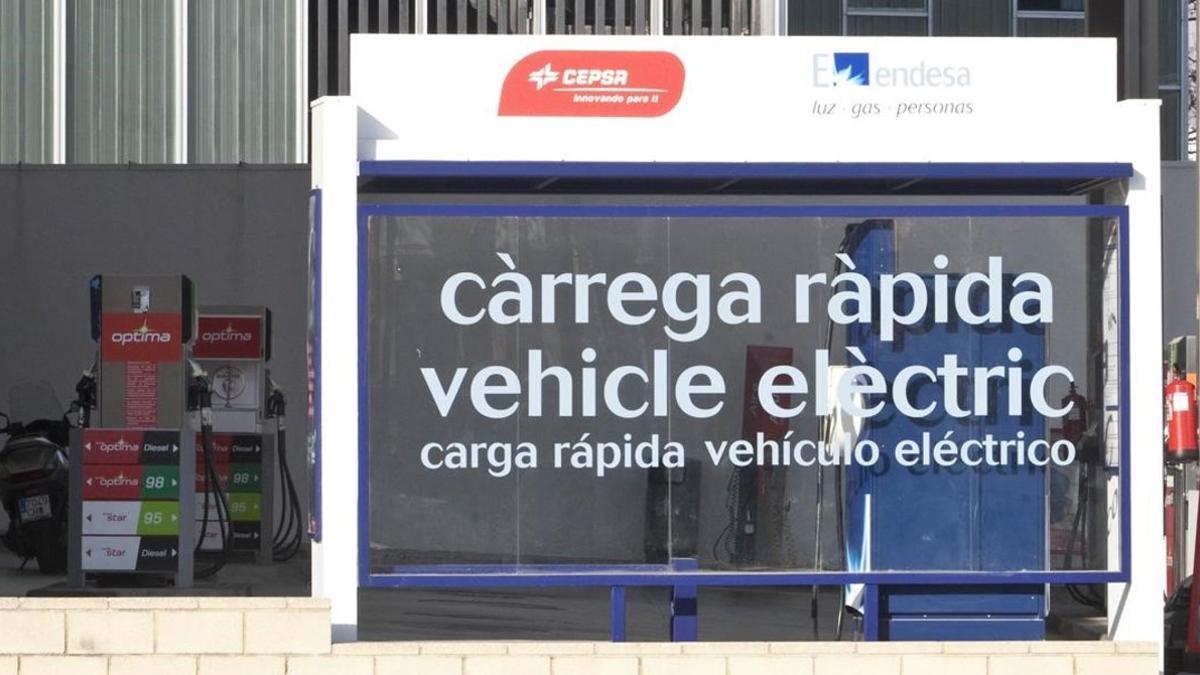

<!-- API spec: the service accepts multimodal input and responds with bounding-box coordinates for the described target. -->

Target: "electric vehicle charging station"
[69,275,197,588]
[192,306,276,563]
[310,35,1163,644]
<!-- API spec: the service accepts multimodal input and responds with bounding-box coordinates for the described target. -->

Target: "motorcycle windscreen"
[8,381,64,425]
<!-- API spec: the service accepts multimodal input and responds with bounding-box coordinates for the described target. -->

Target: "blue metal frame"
[308,189,323,543]
[357,197,371,586]
[610,586,627,642]
[863,585,881,641]
[358,161,1134,181]
[354,201,1131,591]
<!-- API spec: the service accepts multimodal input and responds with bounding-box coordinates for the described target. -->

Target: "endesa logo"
[498,50,685,118]
[193,316,263,359]
[813,52,971,88]
[101,313,181,363]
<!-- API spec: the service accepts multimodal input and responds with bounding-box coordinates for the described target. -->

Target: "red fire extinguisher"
[1061,382,1087,444]
[1166,370,1199,462]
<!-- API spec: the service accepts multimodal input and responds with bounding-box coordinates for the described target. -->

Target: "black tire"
[33,528,66,574]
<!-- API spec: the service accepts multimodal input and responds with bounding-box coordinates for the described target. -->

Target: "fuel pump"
[191,306,302,563]
[69,275,197,588]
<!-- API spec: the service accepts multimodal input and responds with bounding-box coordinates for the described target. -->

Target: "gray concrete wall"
[1163,161,1198,345]
[0,165,311,540]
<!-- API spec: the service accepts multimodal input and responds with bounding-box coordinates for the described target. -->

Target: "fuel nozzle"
[265,371,286,429]
[186,360,213,426]
[74,362,97,410]
[72,361,98,427]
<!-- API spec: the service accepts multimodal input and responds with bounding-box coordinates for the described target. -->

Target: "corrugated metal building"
[0,0,303,164]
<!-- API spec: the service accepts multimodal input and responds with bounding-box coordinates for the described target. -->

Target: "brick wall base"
[0,597,1158,674]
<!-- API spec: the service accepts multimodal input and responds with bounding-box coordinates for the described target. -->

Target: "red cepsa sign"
[498,50,685,118]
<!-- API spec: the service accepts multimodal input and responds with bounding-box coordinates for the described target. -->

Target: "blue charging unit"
[844,220,1047,640]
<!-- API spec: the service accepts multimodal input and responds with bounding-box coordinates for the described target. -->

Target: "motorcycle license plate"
[17,495,51,523]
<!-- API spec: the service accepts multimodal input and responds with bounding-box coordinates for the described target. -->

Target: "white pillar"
[295,0,309,163]
[310,96,360,642]
[1108,99,1164,649]
[52,0,66,163]
[173,0,188,163]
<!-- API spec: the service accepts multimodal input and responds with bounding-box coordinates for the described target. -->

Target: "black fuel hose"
[1065,459,1104,609]
[267,384,303,561]
[195,417,232,578]
[189,370,232,579]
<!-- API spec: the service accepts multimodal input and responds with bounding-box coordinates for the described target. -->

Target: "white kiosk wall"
[311,36,1162,644]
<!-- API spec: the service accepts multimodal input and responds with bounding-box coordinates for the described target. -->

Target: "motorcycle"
[0,381,81,573]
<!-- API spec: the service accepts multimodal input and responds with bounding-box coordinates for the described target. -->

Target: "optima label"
[101,313,182,363]
[193,316,263,360]
[111,331,172,345]
[83,429,181,466]
[84,465,180,500]
[97,439,140,454]
[83,430,145,464]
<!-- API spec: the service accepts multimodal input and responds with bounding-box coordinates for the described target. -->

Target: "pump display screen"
[362,208,1123,577]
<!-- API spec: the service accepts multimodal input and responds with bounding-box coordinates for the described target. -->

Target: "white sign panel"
[351,35,1118,163]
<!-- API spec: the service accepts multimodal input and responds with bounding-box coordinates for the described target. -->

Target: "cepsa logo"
[101,313,181,363]
[498,50,685,118]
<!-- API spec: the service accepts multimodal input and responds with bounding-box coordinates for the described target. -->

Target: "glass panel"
[1018,0,1084,10]
[511,217,671,563]
[365,211,1120,576]
[1159,0,1182,86]
[847,14,926,35]
[1161,88,1183,161]
[1016,16,1085,36]
[788,0,841,35]
[933,0,1011,37]
[847,0,926,9]
[367,215,520,567]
